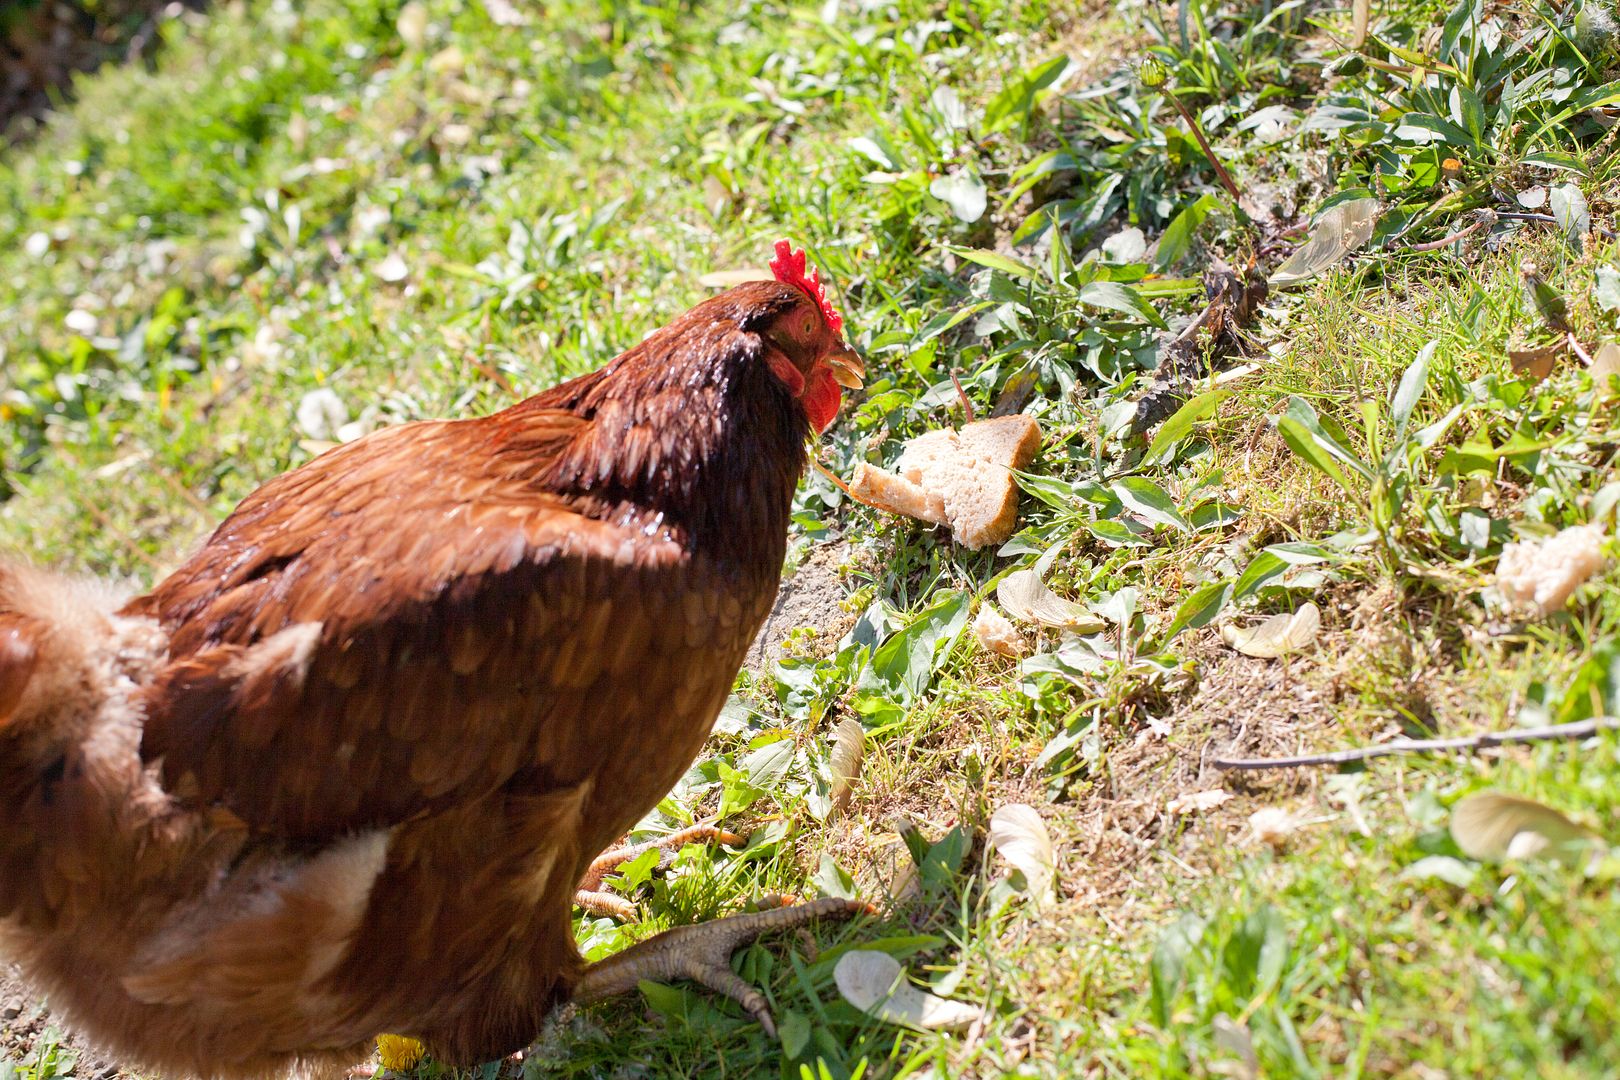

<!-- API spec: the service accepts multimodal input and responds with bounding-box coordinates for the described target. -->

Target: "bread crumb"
[1496,523,1606,615]
[1248,807,1299,848]
[1167,789,1231,815]
[973,605,1027,658]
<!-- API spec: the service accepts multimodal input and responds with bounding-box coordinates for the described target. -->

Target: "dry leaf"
[1496,524,1606,615]
[1591,341,1620,386]
[697,268,773,288]
[998,565,1105,632]
[988,803,1056,908]
[396,1,429,49]
[1269,198,1378,285]
[1507,339,1566,383]
[1220,602,1320,658]
[829,717,865,816]
[1168,789,1231,815]
[833,950,980,1031]
[972,605,1028,658]
[1450,790,1600,862]
[1212,1014,1259,1080]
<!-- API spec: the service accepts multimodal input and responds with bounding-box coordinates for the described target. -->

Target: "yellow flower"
[376,1034,425,1072]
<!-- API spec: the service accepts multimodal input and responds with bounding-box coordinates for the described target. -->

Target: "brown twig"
[1568,333,1595,367]
[1408,219,1484,252]
[811,455,886,510]
[949,371,975,424]
[1163,93,1243,208]
[1212,717,1619,770]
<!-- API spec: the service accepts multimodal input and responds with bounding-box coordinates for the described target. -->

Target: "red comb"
[769,239,843,334]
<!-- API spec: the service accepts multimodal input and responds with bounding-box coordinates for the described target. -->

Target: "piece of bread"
[955,415,1041,471]
[849,461,948,525]
[852,415,1042,550]
[972,604,1027,658]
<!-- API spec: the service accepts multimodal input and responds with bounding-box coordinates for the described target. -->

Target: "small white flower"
[374,252,410,283]
[64,309,98,336]
[297,388,349,441]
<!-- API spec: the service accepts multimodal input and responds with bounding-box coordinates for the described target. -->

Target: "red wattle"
[801,367,842,434]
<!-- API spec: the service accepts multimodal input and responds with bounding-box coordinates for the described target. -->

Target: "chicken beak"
[824,345,866,389]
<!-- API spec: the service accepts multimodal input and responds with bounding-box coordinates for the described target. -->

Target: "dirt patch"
[744,541,855,676]
[1,966,133,1078]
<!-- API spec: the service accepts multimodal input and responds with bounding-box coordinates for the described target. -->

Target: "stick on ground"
[1213,717,1620,771]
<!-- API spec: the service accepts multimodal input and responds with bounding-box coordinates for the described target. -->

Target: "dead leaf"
[834,950,980,1031]
[988,804,1056,908]
[1591,341,1620,387]
[1212,1014,1259,1080]
[1450,790,1600,862]
[1168,789,1231,815]
[697,268,773,288]
[396,1,429,49]
[998,560,1105,632]
[829,717,865,816]
[1507,339,1566,383]
[1220,602,1320,658]
[1269,198,1378,285]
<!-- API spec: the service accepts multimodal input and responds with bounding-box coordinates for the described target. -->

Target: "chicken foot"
[573,824,743,921]
[572,896,869,1038]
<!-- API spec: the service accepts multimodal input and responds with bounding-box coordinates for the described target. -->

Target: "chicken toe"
[573,824,743,919]
[572,897,870,1037]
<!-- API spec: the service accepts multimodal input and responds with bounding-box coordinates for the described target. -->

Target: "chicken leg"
[574,824,743,921]
[572,896,869,1037]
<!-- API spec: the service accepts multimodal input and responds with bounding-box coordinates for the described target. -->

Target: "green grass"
[5,0,1620,1077]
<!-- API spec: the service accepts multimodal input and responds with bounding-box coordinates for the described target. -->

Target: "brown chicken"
[0,242,866,1077]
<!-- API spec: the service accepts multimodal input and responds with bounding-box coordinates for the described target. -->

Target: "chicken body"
[0,274,861,1077]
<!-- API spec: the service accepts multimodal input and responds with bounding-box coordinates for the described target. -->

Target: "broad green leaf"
[1153,193,1222,271]
[1277,417,1355,492]
[1150,913,1207,1027]
[1146,387,1232,463]
[1283,397,1375,480]
[983,54,1071,133]
[1077,280,1166,328]
[1390,340,1436,443]
[930,172,988,223]
[858,590,971,705]
[1160,580,1231,643]
[947,246,1040,280]
[1596,266,1620,313]
[1110,476,1190,531]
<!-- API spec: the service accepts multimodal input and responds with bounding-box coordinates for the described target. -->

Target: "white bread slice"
[956,415,1042,470]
